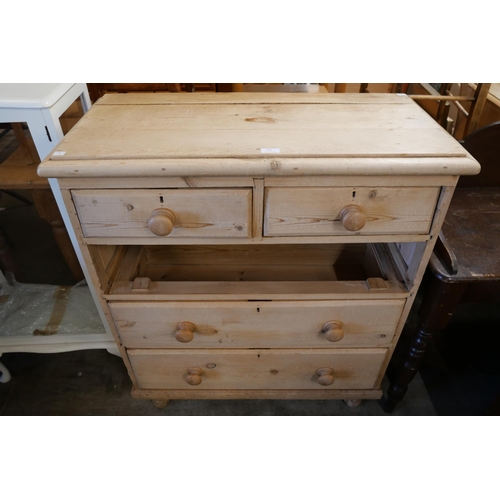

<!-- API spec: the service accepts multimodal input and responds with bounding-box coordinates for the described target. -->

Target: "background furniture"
[385,121,500,411]
[0,83,91,161]
[407,83,492,139]
[87,83,216,102]
[0,84,117,374]
[0,132,83,281]
[38,92,478,407]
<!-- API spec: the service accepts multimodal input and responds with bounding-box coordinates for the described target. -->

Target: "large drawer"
[264,187,440,236]
[110,299,404,349]
[72,188,252,238]
[128,348,387,390]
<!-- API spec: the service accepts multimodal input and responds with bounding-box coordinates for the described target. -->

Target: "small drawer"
[72,188,252,239]
[264,187,440,236]
[110,299,404,349]
[127,348,387,390]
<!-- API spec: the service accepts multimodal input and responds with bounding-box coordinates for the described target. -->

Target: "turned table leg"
[384,274,466,413]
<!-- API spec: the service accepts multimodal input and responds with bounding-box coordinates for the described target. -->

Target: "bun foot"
[344,399,362,408]
[152,399,170,409]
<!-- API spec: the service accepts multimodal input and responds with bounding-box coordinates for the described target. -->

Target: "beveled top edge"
[38,155,481,179]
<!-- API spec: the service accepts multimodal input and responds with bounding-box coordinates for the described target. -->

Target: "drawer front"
[110,300,404,349]
[72,189,252,238]
[264,187,440,236]
[128,348,387,390]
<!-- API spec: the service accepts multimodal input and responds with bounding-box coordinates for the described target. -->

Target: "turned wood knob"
[186,367,203,386]
[322,321,344,342]
[316,368,335,386]
[147,208,176,236]
[175,322,196,343]
[340,205,366,232]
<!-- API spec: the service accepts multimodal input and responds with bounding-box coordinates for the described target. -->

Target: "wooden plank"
[127,348,387,390]
[264,187,440,236]
[107,279,409,301]
[59,177,255,189]
[110,299,404,349]
[131,388,383,400]
[141,243,367,266]
[143,264,341,282]
[409,95,474,102]
[83,233,432,246]
[464,83,492,137]
[44,102,468,161]
[58,175,458,190]
[96,92,411,105]
[263,175,459,187]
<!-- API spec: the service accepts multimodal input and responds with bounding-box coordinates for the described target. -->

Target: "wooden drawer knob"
[186,367,203,386]
[175,321,196,343]
[322,321,344,342]
[340,205,366,232]
[148,208,176,236]
[316,367,335,386]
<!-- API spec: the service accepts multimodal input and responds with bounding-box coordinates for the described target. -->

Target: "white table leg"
[42,107,65,153]
[25,110,58,162]
[79,84,92,112]
[107,346,122,357]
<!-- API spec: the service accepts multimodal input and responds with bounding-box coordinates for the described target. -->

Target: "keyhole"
[257,308,260,312]
[352,191,356,198]
[159,196,164,203]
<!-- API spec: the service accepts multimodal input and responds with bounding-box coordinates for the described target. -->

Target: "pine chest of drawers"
[38,92,479,407]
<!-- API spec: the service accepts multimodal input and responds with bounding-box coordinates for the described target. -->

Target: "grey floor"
[1,126,499,416]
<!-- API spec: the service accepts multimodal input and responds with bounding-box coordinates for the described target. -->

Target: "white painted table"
[0,85,117,383]
[0,83,91,161]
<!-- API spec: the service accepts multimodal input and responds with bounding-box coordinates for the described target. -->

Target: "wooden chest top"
[38,93,480,178]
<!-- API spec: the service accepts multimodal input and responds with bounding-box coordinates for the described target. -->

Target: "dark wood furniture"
[86,84,217,103]
[385,121,500,412]
[0,135,84,282]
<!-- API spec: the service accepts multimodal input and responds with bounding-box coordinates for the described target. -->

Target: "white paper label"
[261,148,280,153]
[53,151,66,156]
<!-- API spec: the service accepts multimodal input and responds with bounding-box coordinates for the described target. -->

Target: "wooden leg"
[152,399,170,409]
[30,189,84,282]
[384,275,466,413]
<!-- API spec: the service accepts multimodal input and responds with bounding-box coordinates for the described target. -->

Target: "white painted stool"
[0,83,91,161]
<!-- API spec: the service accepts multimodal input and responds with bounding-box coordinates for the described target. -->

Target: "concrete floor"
[1,127,499,416]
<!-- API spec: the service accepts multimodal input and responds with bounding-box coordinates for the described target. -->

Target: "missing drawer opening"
[100,243,408,299]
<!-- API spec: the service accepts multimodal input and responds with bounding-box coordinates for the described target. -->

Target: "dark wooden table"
[384,121,500,412]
